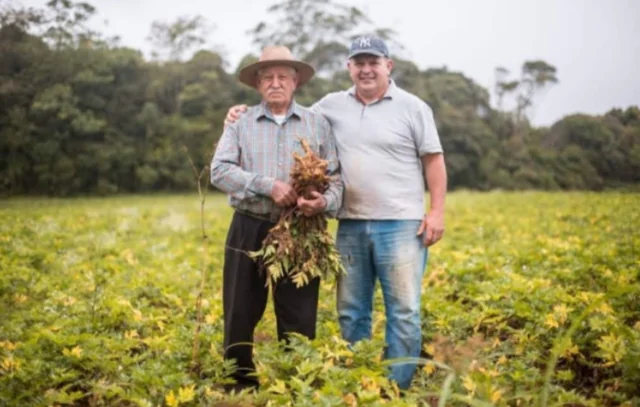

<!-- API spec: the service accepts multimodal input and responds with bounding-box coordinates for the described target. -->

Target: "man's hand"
[224,104,248,127]
[297,191,327,217]
[271,180,297,207]
[416,211,445,247]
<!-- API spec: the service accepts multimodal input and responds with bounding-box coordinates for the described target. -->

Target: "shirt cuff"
[250,175,275,197]
[419,146,444,156]
[322,192,338,218]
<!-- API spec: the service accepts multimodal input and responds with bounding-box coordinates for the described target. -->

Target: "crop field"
[1,192,639,406]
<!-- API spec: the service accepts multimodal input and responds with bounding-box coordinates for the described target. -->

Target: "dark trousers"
[223,211,320,390]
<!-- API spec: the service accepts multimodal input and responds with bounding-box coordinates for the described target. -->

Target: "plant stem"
[184,147,209,375]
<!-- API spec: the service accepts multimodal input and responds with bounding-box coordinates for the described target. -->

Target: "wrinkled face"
[256,66,299,105]
[347,55,393,94]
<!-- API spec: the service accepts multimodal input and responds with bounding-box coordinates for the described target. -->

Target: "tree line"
[1,0,639,197]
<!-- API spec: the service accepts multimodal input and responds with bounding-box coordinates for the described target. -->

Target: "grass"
[1,191,639,406]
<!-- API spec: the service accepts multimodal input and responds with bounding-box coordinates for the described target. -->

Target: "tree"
[0,1,45,31]
[147,15,212,62]
[494,60,558,126]
[248,0,400,77]
[1,0,638,196]
[41,0,98,48]
[516,60,558,122]
[494,66,518,111]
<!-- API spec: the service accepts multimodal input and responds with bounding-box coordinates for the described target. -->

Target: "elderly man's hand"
[297,191,327,217]
[224,104,248,127]
[417,211,445,247]
[272,180,297,207]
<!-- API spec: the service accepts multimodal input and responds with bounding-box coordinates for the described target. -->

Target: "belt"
[235,208,280,223]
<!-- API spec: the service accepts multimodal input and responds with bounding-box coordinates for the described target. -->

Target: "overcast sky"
[22,0,640,126]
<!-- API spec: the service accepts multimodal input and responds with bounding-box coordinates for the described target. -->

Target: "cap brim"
[238,60,315,89]
[348,49,386,58]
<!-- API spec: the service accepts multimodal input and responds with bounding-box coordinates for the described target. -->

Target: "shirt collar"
[256,100,302,122]
[347,79,397,101]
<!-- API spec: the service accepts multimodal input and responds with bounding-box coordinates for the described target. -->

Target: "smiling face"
[256,65,299,108]
[347,54,393,96]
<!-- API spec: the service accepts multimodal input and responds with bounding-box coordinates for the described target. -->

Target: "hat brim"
[238,60,315,89]
[348,49,386,58]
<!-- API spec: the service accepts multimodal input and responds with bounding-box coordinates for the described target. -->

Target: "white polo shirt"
[312,80,443,220]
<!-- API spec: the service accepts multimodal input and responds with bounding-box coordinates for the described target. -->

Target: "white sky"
[21,0,640,126]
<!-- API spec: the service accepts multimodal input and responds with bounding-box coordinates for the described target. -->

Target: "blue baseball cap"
[348,36,390,59]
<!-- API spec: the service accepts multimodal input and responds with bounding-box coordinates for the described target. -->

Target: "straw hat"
[238,46,315,89]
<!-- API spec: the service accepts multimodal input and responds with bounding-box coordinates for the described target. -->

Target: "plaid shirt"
[211,101,343,220]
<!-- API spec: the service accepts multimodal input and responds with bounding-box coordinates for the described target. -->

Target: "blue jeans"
[336,219,428,389]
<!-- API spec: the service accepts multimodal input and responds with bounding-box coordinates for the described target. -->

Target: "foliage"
[147,15,212,62]
[495,61,559,124]
[249,139,344,289]
[1,192,639,406]
[0,0,639,198]
[248,0,400,78]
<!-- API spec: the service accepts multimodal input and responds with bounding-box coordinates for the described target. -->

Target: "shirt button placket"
[275,125,285,221]
[277,126,284,179]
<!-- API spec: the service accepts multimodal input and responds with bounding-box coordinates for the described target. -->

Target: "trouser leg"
[336,220,376,343]
[222,212,274,390]
[273,277,320,342]
[372,220,427,390]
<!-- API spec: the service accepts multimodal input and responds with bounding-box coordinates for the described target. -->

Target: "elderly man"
[210,46,342,392]
[225,36,446,390]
